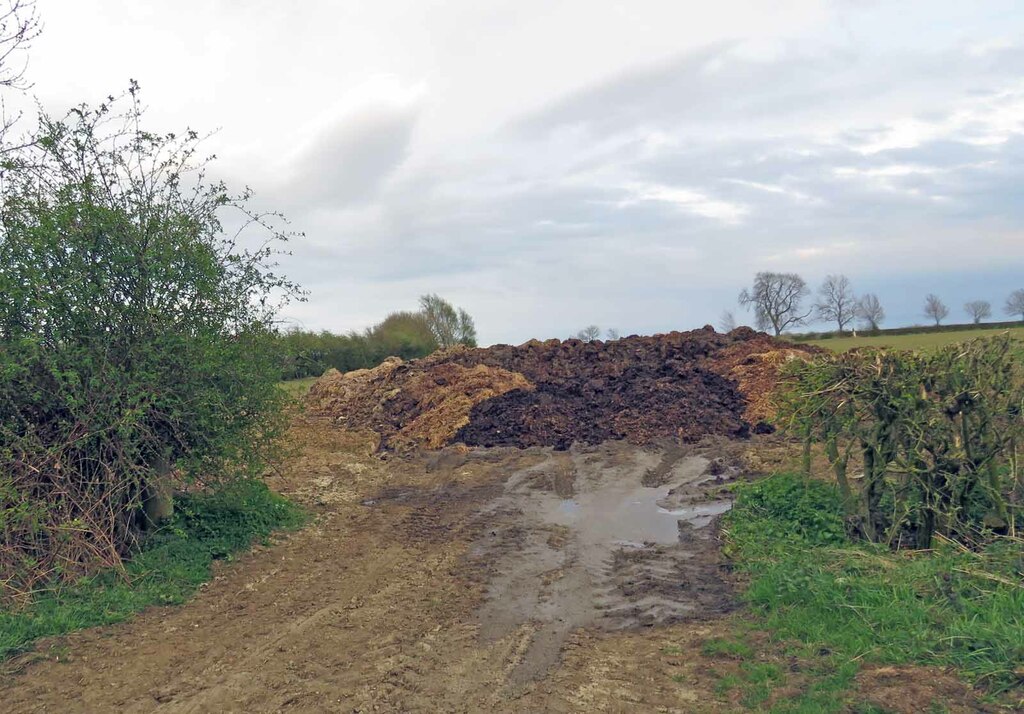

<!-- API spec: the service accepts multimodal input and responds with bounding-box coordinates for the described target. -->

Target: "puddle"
[470,441,735,690]
[656,500,733,528]
[537,480,706,551]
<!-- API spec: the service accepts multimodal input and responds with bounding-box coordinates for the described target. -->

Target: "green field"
[803,325,1024,352]
[279,376,318,399]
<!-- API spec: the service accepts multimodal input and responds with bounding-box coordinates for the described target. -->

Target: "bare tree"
[814,274,856,334]
[1005,289,1024,322]
[738,272,811,336]
[718,310,736,333]
[924,294,949,326]
[605,328,620,341]
[0,0,39,89]
[856,293,885,331]
[963,300,991,324]
[576,325,600,342]
[0,0,41,144]
[419,294,477,348]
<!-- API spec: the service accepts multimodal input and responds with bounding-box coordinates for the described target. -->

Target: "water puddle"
[472,441,735,690]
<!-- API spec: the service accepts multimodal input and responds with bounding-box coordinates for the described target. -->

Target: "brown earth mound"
[305,358,532,451]
[703,335,819,424]
[305,326,818,451]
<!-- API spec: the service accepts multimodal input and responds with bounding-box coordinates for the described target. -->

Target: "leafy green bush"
[0,480,304,660]
[278,311,440,380]
[278,295,479,380]
[0,85,300,597]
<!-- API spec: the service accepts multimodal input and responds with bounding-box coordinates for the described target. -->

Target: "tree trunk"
[801,424,813,477]
[142,451,174,530]
[825,437,853,514]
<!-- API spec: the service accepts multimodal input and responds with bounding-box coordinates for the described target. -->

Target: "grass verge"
[710,473,1023,711]
[0,479,305,661]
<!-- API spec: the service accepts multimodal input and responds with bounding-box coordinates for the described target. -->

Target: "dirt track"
[1,417,747,713]
[0,418,992,713]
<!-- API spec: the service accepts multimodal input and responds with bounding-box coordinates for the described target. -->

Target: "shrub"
[0,85,299,598]
[776,335,1024,548]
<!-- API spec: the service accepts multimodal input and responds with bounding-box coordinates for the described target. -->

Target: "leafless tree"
[576,325,600,342]
[0,1,41,144]
[856,293,885,331]
[1005,289,1024,322]
[814,274,856,334]
[924,294,949,326]
[0,0,39,89]
[963,300,991,324]
[718,310,736,333]
[605,328,620,341]
[738,272,811,336]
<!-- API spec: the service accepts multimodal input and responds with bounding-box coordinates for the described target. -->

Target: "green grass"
[805,326,1024,352]
[0,480,305,661]
[279,376,317,399]
[721,474,1024,695]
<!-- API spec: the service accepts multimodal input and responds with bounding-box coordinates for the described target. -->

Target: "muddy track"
[1,418,743,713]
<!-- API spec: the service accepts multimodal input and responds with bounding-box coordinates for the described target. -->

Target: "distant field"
[279,376,318,398]
[804,325,1024,352]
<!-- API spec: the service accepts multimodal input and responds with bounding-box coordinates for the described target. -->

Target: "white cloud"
[620,183,749,225]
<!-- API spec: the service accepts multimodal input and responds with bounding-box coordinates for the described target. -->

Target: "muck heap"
[304,326,818,452]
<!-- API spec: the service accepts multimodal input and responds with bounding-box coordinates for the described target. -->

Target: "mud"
[0,418,997,713]
[462,442,734,689]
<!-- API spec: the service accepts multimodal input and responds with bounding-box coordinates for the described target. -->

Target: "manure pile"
[305,326,817,452]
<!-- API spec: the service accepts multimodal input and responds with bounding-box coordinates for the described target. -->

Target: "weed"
[701,637,754,659]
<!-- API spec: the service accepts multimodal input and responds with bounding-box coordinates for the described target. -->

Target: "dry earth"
[0,418,993,713]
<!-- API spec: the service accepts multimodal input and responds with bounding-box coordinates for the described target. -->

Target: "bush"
[278,312,439,380]
[0,86,299,598]
[277,295,479,380]
[776,335,1024,548]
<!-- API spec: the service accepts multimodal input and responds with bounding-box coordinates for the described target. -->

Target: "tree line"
[278,294,477,379]
[736,272,1024,336]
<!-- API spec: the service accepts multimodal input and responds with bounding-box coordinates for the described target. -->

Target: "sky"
[14,0,1024,344]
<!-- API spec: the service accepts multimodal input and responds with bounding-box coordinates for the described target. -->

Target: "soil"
[305,359,532,452]
[305,326,819,452]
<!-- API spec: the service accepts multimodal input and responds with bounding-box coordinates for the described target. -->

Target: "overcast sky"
[20,0,1024,343]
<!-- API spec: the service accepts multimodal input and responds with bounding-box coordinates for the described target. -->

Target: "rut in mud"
[467,442,735,687]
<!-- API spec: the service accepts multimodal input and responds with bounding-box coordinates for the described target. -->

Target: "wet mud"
[462,441,735,689]
[0,420,993,713]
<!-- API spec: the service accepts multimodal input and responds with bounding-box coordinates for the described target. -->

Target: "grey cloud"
[275,98,421,211]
